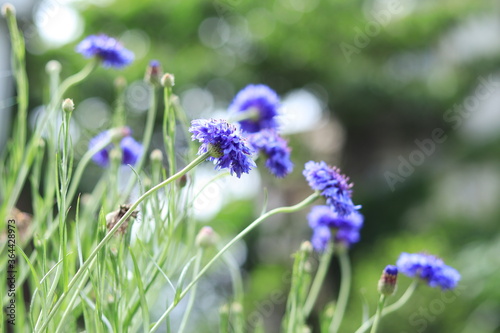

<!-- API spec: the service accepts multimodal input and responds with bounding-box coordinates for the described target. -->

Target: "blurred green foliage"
[12,0,500,331]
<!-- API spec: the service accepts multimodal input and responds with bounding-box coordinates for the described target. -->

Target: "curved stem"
[36,152,210,332]
[329,251,351,333]
[369,295,386,333]
[303,241,334,317]
[149,192,321,332]
[354,280,419,333]
[178,248,204,333]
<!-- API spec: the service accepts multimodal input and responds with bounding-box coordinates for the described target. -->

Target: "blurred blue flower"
[189,118,256,178]
[89,129,143,167]
[76,34,134,68]
[229,84,280,133]
[303,161,360,216]
[248,129,293,178]
[396,253,461,290]
[308,205,364,251]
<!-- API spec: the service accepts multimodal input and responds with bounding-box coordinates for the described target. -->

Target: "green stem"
[120,84,157,203]
[149,192,321,332]
[354,280,419,333]
[369,295,386,333]
[329,251,351,333]
[2,60,96,226]
[178,248,204,333]
[36,152,210,332]
[303,241,334,317]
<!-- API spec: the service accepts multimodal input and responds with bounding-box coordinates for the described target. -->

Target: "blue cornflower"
[89,129,143,167]
[229,84,280,133]
[247,129,293,178]
[308,205,364,252]
[303,161,360,216]
[396,253,461,290]
[189,118,256,178]
[76,34,134,68]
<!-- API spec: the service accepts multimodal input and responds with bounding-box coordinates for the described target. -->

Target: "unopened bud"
[62,98,74,113]
[150,149,163,163]
[114,76,127,90]
[378,265,398,296]
[109,126,131,141]
[230,302,243,314]
[300,241,313,254]
[46,60,62,75]
[2,3,15,17]
[161,73,175,88]
[145,60,163,86]
[195,226,218,248]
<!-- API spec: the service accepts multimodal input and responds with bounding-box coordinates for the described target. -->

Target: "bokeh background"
[1,0,500,332]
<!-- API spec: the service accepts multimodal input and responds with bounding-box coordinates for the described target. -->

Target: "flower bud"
[300,241,313,254]
[2,3,15,17]
[150,149,163,163]
[46,60,62,75]
[195,226,218,248]
[144,60,163,86]
[62,98,74,114]
[378,265,398,296]
[161,73,175,88]
[109,148,122,164]
[114,76,127,91]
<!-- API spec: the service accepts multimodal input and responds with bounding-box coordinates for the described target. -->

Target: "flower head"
[247,129,293,178]
[229,84,280,133]
[303,161,360,216]
[396,252,461,290]
[308,205,364,252]
[189,118,256,178]
[76,34,134,68]
[89,129,143,168]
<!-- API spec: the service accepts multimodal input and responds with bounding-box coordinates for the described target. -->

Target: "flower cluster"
[303,161,360,216]
[396,252,461,290]
[247,130,293,178]
[89,129,143,168]
[76,34,134,68]
[229,84,281,133]
[308,205,364,252]
[189,118,256,178]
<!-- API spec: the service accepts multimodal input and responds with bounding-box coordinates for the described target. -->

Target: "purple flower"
[247,129,293,178]
[396,253,461,290]
[229,84,280,133]
[303,161,360,216]
[189,118,256,178]
[307,205,364,252]
[76,34,134,68]
[89,129,143,167]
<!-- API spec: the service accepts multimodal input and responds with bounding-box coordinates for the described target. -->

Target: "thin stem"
[178,248,204,333]
[36,152,210,332]
[329,251,351,333]
[303,241,334,317]
[149,192,321,332]
[2,60,97,225]
[354,280,419,333]
[120,84,157,202]
[369,295,386,333]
